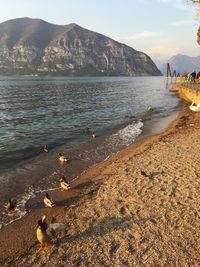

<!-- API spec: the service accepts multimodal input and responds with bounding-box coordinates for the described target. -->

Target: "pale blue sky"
[0,0,199,64]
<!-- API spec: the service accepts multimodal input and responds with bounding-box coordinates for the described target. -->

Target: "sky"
[0,0,199,65]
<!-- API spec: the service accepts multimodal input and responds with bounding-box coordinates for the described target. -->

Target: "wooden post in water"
[166,63,172,78]
[166,63,173,87]
[172,70,177,83]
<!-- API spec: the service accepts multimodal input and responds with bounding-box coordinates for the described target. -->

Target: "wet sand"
[0,106,199,266]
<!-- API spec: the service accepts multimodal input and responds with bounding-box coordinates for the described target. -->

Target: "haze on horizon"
[0,0,199,65]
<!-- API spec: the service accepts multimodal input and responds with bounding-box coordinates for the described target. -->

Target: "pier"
[166,64,200,105]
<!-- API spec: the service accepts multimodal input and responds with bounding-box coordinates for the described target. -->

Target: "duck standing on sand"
[189,101,200,112]
[43,145,49,153]
[60,176,71,191]
[92,132,96,138]
[39,215,67,238]
[4,199,16,211]
[43,193,56,208]
[58,153,69,163]
[41,215,48,231]
[36,219,51,249]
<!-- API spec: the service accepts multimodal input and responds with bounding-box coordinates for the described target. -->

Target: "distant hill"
[0,17,161,76]
[159,54,200,75]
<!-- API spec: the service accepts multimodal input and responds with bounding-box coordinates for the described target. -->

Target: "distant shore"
[0,105,199,266]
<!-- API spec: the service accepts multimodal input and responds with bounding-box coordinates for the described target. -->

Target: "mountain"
[0,17,161,76]
[159,54,200,75]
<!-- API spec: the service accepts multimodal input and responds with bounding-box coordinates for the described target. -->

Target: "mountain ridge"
[0,17,162,76]
[159,54,200,75]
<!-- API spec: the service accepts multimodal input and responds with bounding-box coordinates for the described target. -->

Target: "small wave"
[0,186,36,228]
[0,171,62,229]
[104,156,110,161]
[110,120,143,147]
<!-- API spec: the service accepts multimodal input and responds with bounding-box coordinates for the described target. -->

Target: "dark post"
[166,63,172,77]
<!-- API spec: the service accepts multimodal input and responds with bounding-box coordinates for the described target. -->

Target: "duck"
[60,177,71,191]
[189,102,200,112]
[43,193,56,208]
[58,153,69,163]
[92,132,96,138]
[43,145,49,153]
[41,215,48,231]
[36,219,51,249]
[4,199,16,211]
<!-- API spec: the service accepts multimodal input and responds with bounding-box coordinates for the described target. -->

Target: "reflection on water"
[0,76,179,170]
[0,75,181,227]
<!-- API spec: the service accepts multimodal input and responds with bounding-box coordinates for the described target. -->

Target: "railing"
[168,77,200,105]
[169,77,200,91]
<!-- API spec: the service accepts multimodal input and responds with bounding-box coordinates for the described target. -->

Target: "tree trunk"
[197,26,200,45]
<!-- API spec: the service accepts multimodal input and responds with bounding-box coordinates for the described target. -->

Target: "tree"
[184,0,200,45]
[197,26,200,44]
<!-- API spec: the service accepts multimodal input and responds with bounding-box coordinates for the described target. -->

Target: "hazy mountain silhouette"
[159,54,200,75]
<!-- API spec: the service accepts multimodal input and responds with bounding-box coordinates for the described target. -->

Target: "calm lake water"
[0,75,180,227]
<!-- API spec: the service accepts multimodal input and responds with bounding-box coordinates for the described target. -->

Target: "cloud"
[144,46,180,59]
[116,31,159,43]
[171,19,197,26]
[156,0,192,11]
[127,31,159,40]
[144,45,181,66]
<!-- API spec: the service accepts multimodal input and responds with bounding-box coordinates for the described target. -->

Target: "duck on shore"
[60,177,71,191]
[43,193,56,208]
[58,153,69,163]
[39,215,67,239]
[41,215,48,231]
[36,219,51,249]
[4,199,16,211]
[189,102,200,112]
[43,145,49,153]
[92,132,96,138]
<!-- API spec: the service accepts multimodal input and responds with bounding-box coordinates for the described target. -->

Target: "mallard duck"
[58,153,69,163]
[60,177,70,191]
[43,193,56,208]
[189,102,200,112]
[92,132,96,138]
[4,199,16,211]
[36,219,51,249]
[43,145,48,153]
[41,215,48,231]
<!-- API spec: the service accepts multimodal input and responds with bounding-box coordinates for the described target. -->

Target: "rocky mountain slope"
[0,17,161,76]
[159,54,200,75]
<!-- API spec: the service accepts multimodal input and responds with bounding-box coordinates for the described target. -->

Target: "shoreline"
[0,105,181,228]
[1,105,199,266]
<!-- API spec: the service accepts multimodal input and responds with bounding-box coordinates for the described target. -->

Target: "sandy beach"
[0,105,199,266]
